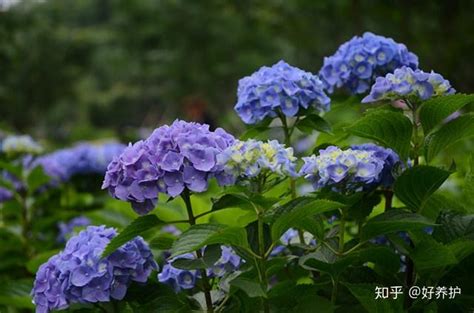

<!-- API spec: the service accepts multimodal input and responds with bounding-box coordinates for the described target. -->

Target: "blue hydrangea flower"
[270,228,316,256]
[33,142,125,183]
[319,32,419,94]
[57,216,91,243]
[300,145,388,192]
[235,60,330,124]
[102,120,235,215]
[32,226,157,313]
[206,246,241,278]
[1,135,43,156]
[0,187,13,203]
[158,253,200,292]
[216,139,298,185]
[351,143,402,187]
[362,66,455,103]
[161,225,182,236]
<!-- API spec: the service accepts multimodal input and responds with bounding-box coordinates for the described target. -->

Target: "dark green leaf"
[271,199,344,240]
[102,215,163,257]
[394,165,451,211]
[212,193,253,212]
[419,94,474,134]
[343,283,403,313]
[0,279,34,309]
[346,109,412,159]
[295,114,332,134]
[230,276,267,298]
[360,209,435,241]
[433,212,474,243]
[264,196,317,224]
[424,113,474,162]
[170,224,248,257]
[411,238,457,270]
[149,234,176,250]
[172,244,221,270]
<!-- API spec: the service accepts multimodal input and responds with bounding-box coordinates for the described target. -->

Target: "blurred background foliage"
[1,0,473,143]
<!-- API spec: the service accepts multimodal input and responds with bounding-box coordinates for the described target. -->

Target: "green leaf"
[343,283,403,313]
[211,193,253,212]
[26,165,51,192]
[360,209,436,241]
[172,244,221,270]
[149,234,176,250]
[230,276,267,298]
[411,238,457,270]
[419,94,474,134]
[240,126,271,140]
[394,165,451,211]
[271,199,344,240]
[346,109,412,159]
[424,113,474,162]
[0,279,34,309]
[102,215,163,257]
[295,114,332,134]
[170,224,248,257]
[264,196,317,224]
[434,212,474,243]
[448,239,474,263]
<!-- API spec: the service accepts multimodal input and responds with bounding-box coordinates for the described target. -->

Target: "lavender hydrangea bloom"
[351,143,402,187]
[1,135,43,156]
[320,32,418,94]
[300,146,387,192]
[216,139,297,185]
[270,228,299,256]
[362,66,455,103]
[33,142,125,183]
[0,187,13,203]
[57,216,91,243]
[206,246,241,278]
[32,226,157,313]
[158,253,200,292]
[235,60,330,124]
[102,120,235,215]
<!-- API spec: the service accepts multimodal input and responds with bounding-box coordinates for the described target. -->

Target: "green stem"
[331,210,346,304]
[182,190,214,313]
[384,190,393,211]
[257,213,270,313]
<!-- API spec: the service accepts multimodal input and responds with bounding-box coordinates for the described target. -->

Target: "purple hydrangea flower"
[32,226,157,313]
[161,225,182,236]
[319,32,418,94]
[57,216,91,243]
[300,145,390,192]
[351,143,402,187]
[235,60,330,124]
[206,246,241,278]
[1,135,43,156]
[270,228,316,256]
[102,120,235,215]
[216,139,298,185]
[32,142,125,183]
[362,66,455,103]
[0,187,13,203]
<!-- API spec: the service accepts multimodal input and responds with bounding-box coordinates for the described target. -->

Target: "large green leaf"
[170,224,248,257]
[271,199,344,240]
[346,109,412,159]
[0,279,34,309]
[343,283,403,313]
[360,209,435,241]
[102,214,163,257]
[411,238,457,270]
[424,113,474,162]
[434,212,474,243]
[295,114,332,134]
[26,165,51,192]
[230,276,267,298]
[419,94,474,134]
[264,196,317,224]
[394,166,451,211]
[211,193,253,212]
[172,244,221,270]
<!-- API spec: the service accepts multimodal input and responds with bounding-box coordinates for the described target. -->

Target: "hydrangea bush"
[0,32,471,313]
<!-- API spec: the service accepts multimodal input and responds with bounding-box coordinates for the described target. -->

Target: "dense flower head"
[217,139,297,185]
[1,135,43,156]
[351,143,402,187]
[319,32,419,94]
[32,226,157,313]
[57,216,91,243]
[300,145,387,192]
[362,66,455,103]
[158,246,241,292]
[33,142,125,183]
[102,120,235,215]
[235,60,330,124]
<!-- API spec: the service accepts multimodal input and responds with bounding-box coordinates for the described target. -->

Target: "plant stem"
[331,210,346,304]
[182,190,214,313]
[384,190,393,211]
[257,213,270,313]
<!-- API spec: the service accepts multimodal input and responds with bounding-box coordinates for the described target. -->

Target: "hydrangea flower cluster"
[158,246,241,292]
[300,145,391,192]
[102,120,235,215]
[32,226,157,313]
[362,66,455,103]
[0,135,43,156]
[351,143,402,187]
[0,187,13,203]
[270,228,299,256]
[235,60,330,124]
[217,139,297,185]
[57,216,91,243]
[33,143,125,183]
[319,32,419,94]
